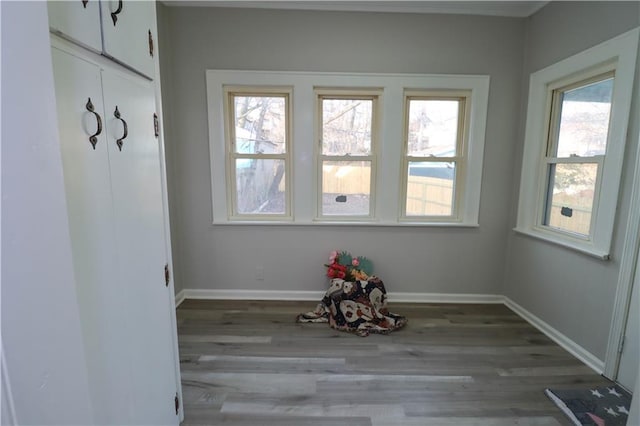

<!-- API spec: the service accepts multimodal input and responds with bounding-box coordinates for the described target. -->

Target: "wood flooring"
[176,300,612,425]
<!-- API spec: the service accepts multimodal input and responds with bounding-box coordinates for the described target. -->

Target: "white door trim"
[603,110,640,379]
[1,343,17,425]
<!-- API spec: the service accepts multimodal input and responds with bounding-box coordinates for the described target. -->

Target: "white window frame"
[400,90,471,222]
[206,70,489,226]
[315,88,381,221]
[222,86,293,221]
[539,67,613,239]
[515,28,639,259]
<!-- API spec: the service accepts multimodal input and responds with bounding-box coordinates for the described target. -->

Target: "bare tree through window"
[319,96,376,217]
[229,93,289,216]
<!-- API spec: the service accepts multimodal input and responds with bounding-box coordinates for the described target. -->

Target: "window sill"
[212,220,479,228]
[513,227,610,260]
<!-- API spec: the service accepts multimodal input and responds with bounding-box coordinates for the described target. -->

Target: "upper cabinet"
[48,0,102,53]
[48,0,156,79]
[100,0,156,78]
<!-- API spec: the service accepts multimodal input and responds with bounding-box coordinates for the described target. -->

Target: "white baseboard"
[175,290,186,308]
[176,289,503,304]
[503,296,604,374]
[179,289,326,302]
[388,292,503,304]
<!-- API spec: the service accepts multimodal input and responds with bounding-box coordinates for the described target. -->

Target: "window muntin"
[401,92,469,220]
[224,88,291,219]
[316,91,379,219]
[539,71,614,237]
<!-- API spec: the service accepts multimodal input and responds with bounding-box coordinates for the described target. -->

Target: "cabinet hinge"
[164,264,170,287]
[174,393,180,415]
[149,30,154,58]
[618,335,626,354]
[154,113,159,137]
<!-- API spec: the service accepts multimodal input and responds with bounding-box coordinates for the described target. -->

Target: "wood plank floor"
[176,300,611,425]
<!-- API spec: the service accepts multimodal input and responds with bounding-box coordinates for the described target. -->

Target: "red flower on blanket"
[326,262,347,279]
[325,250,374,282]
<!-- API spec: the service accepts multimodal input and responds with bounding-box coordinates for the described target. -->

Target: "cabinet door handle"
[110,0,123,26]
[86,98,102,150]
[82,0,88,8]
[113,106,128,151]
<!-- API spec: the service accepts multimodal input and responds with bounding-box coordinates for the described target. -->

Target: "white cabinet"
[51,45,179,425]
[48,0,102,52]
[48,1,181,422]
[48,0,155,78]
[101,0,156,78]
[50,49,131,424]
[101,68,178,425]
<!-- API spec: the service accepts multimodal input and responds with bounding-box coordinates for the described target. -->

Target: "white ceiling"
[161,1,549,18]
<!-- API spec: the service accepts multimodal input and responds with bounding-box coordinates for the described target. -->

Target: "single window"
[541,73,613,237]
[224,87,292,219]
[401,92,470,221]
[316,91,379,219]
[515,28,639,258]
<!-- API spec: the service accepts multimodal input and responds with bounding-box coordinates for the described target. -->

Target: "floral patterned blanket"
[296,277,408,337]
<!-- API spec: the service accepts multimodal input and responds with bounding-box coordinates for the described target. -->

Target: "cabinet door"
[100,0,156,78]
[48,0,102,53]
[102,70,178,425]
[51,48,134,424]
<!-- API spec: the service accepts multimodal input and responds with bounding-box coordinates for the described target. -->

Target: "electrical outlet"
[255,266,264,281]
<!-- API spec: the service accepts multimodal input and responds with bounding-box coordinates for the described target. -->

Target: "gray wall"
[1,1,93,423]
[504,1,640,360]
[159,7,525,295]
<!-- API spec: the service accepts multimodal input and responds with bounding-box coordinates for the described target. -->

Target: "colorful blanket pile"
[296,277,408,337]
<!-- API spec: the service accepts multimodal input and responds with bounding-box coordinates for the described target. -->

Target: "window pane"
[544,163,597,236]
[407,99,459,156]
[235,159,286,215]
[322,99,372,156]
[322,161,370,216]
[233,95,286,154]
[555,77,613,158]
[406,161,455,216]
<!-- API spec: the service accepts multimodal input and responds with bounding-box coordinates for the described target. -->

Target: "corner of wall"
[500,5,535,299]
[156,3,184,295]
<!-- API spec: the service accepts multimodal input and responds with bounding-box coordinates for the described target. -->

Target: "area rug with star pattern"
[545,385,631,426]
